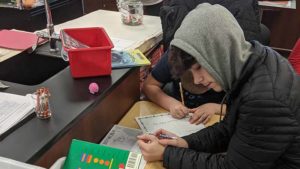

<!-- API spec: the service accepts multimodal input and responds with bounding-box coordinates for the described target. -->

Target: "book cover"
[0,30,46,50]
[112,49,151,69]
[63,139,142,169]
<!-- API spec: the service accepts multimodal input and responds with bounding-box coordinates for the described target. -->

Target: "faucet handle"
[35,31,60,40]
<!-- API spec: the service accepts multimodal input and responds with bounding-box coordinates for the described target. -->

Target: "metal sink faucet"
[44,0,58,52]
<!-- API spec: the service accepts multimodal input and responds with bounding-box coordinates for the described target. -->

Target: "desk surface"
[0,9,163,62]
[118,101,221,169]
[0,67,139,166]
[53,9,162,53]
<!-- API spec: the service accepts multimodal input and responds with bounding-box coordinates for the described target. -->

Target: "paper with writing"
[100,125,146,169]
[136,113,205,137]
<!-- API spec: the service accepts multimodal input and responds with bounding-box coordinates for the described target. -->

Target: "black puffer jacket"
[160,0,261,49]
[163,42,300,169]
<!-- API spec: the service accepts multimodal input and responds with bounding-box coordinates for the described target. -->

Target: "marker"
[158,134,177,140]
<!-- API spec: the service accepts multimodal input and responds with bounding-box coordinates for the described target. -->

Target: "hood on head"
[170,3,253,92]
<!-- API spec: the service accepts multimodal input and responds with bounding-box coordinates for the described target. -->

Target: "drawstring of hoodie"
[219,92,229,122]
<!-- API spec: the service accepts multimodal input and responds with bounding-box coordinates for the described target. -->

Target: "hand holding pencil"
[169,102,189,119]
[169,82,190,119]
[179,82,185,105]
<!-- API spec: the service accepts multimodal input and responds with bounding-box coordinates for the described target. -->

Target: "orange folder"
[0,29,46,50]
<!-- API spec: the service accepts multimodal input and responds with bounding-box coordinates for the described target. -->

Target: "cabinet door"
[83,0,102,14]
[102,0,118,11]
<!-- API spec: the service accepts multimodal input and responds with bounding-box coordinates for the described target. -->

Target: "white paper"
[0,92,35,135]
[136,113,205,137]
[100,125,142,152]
[100,125,146,169]
[0,82,9,89]
[111,38,135,51]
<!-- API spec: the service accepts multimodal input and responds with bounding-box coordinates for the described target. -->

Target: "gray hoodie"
[170,3,253,92]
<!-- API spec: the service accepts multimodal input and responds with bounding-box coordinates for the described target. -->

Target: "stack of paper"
[0,92,35,136]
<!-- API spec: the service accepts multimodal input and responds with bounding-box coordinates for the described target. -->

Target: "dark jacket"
[162,42,300,169]
[160,0,261,49]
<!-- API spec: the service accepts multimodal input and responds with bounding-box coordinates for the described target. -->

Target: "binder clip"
[35,87,52,119]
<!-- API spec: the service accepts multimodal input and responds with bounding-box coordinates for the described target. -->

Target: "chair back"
[288,38,300,75]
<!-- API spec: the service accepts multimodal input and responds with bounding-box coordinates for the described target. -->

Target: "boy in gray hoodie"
[137,3,300,169]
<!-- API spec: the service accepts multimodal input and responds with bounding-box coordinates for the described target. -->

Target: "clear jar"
[118,0,143,26]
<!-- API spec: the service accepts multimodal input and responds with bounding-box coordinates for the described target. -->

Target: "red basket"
[61,27,113,78]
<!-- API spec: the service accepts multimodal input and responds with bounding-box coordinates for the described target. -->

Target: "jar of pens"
[117,0,143,26]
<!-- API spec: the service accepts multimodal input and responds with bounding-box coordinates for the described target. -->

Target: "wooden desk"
[118,101,221,169]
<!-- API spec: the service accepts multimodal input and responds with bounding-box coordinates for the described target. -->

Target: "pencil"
[179,82,185,105]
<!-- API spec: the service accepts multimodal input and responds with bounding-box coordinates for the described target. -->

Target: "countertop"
[0,9,162,167]
[0,66,140,167]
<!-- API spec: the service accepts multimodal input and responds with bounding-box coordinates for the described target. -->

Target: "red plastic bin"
[61,27,114,78]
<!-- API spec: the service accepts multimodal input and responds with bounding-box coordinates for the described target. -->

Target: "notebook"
[111,49,150,69]
[135,113,205,137]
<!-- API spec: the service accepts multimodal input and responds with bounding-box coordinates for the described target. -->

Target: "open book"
[0,92,35,138]
[136,113,205,137]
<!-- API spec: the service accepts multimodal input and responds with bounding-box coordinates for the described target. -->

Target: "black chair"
[259,23,271,46]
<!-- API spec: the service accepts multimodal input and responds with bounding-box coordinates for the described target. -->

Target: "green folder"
[63,139,142,169]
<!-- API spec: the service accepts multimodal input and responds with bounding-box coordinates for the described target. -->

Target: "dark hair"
[168,46,197,79]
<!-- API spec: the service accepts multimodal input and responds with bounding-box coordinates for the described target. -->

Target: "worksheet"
[100,125,142,152]
[100,125,146,169]
[136,113,205,137]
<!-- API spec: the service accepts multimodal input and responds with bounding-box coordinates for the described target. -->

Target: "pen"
[179,82,185,105]
[147,133,177,140]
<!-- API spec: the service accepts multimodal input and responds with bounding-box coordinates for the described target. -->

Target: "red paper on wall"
[0,29,46,50]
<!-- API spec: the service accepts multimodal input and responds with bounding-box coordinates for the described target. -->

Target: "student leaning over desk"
[142,49,226,125]
[137,3,300,169]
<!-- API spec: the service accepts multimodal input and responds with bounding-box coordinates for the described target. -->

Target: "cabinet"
[261,1,300,50]
[0,0,83,31]
[82,0,117,14]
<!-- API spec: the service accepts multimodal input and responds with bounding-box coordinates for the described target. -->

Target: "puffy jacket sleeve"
[162,98,298,169]
[162,114,231,169]
[182,116,231,153]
